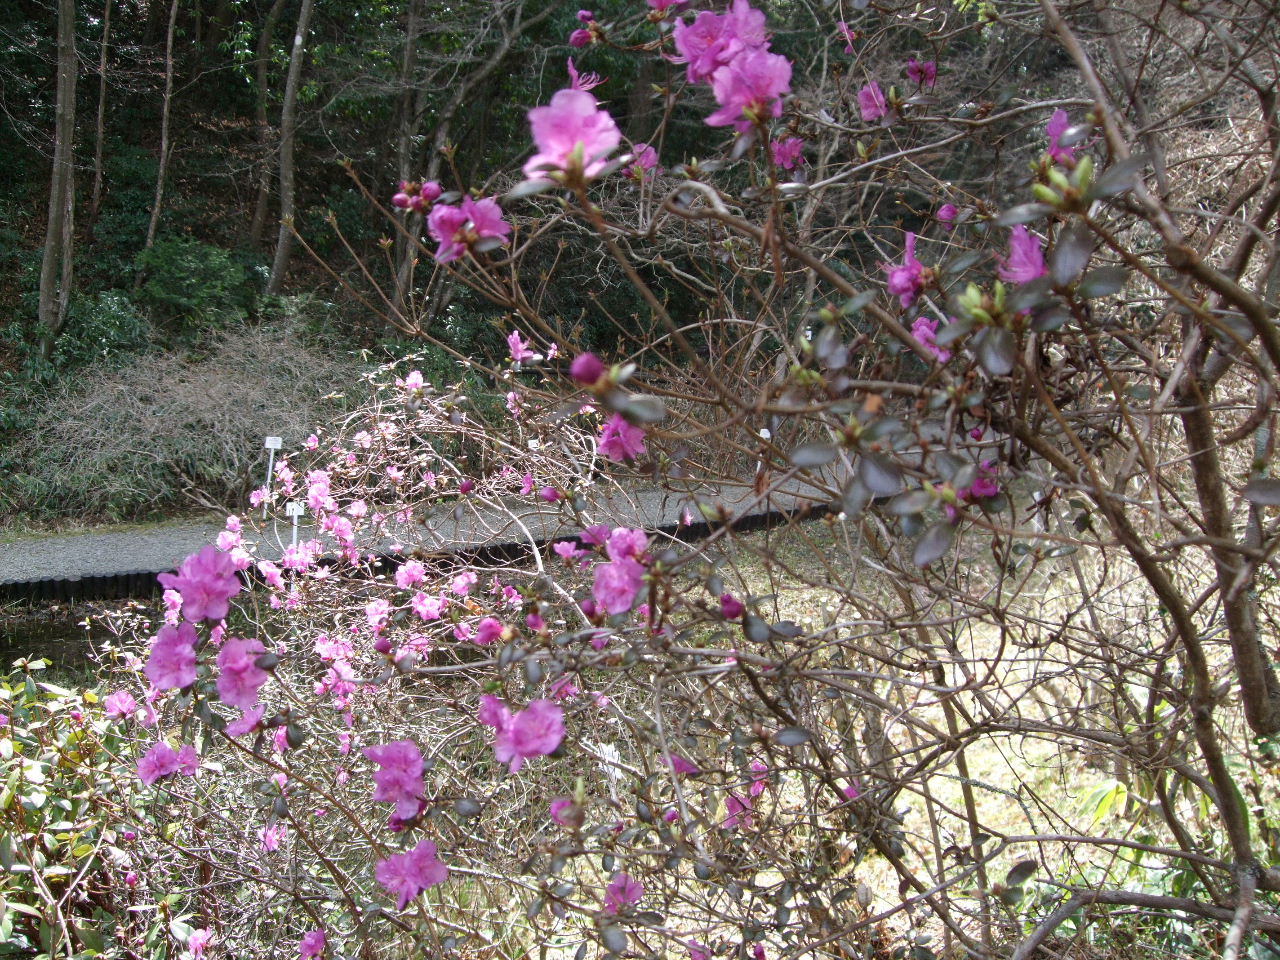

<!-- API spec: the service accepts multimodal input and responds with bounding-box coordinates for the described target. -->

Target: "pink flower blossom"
[770,136,804,170]
[720,593,744,619]
[402,370,424,391]
[162,587,183,624]
[157,545,242,622]
[187,928,213,959]
[906,56,937,88]
[937,202,958,229]
[842,780,861,801]
[177,744,200,776]
[567,56,603,92]
[365,599,391,634]
[569,27,593,47]
[910,317,952,364]
[364,740,426,820]
[540,485,561,503]
[412,591,447,620]
[473,617,504,646]
[226,704,265,738]
[624,142,660,181]
[604,872,643,912]
[451,571,477,596]
[723,792,753,829]
[145,622,198,691]
[835,21,856,54]
[550,796,581,827]
[857,81,887,123]
[138,742,180,785]
[705,49,792,132]
[582,524,610,546]
[104,689,137,719]
[672,0,768,83]
[571,352,606,384]
[396,560,426,589]
[524,88,621,182]
[376,838,448,910]
[749,760,770,797]
[554,540,585,562]
[668,753,700,776]
[884,232,926,308]
[688,941,711,960]
[260,822,287,851]
[299,930,326,960]
[599,414,647,462]
[427,196,511,263]
[1045,109,1078,167]
[592,555,646,615]
[997,226,1048,285]
[480,696,565,773]
[508,330,537,364]
[216,636,269,709]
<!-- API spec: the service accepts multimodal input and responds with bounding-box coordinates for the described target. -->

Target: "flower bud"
[570,352,606,384]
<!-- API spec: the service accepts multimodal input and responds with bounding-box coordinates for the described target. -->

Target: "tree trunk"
[86,0,112,242]
[37,0,78,362]
[265,0,315,296]
[248,0,287,247]
[140,0,179,260]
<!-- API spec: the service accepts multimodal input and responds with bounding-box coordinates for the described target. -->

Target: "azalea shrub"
[94,0,1280,957]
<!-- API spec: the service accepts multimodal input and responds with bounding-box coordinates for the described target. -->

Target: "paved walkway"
[0,475,835,601]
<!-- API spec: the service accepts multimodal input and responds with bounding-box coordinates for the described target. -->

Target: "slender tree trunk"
[248,0,287,247]
[265,0,314,296]
[86,0,112,242]
[392,0,421,314]
[141,0,179,262]
[38,0,78,362]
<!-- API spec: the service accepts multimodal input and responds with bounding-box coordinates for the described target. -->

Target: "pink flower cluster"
[997,226,1047,285]
[137,741,200,785]
[599,413,647,462]
[157,545,242,622]
[478,695,565,773]
[376,838,448,910]
[672,0,791,133]
[427,196,511,263]
[390,179,442,212]
[524,84,621,184]
[364,740,426,822]
[884,232,927,309]
[591,527,649,615]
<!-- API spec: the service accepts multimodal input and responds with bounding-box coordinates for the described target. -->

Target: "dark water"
[0,607,104,672]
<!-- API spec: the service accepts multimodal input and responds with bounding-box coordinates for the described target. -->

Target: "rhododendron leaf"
[1050,222,1093,286]
[942,249,984,277]
[841,478,870,516]
[913,520,956,568]
[975,328,1016,376]
[842,290,876,315]
[888,490,934,515]
[509,178,558,199]
[995,203,1053,226]
[775,726,812,746]
[1076,266,1128,299]
[858,454,903,496]
[472,236,506,254]
[1005,859,1039,888]
[601,926,628,954]
[788,442,836,468]
[1243,478,1280,505]
[933,314,974,346]
[1090,155,1147,198]
[743,614,770,643]
[1056,124,1090,147]
[1006,276,1053,314]
[612,394,666,423]
[1031,306,1070,332]
[777,182,808,198]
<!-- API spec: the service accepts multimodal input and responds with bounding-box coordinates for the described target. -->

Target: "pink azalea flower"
[412,591,447,620]
[226,704,265,738]
[554,540,585,562]
[937,202,958,229]
[480,696,565,773]
[145,622,198,691]
[508,330,537,364]
[402,369,424,391]
[157,545,242,622]
[857,81,887,123]
[906,56,937,88]
[749,760,770,797]
[451,571,477,596]
[835,20,856,54]
[162,587,183,625]
[216,636,269,709]
[705,49,792,132]
[137,741,180,785]
[473,617,504,646]
[187,928,213,959]
[104,689,137,719]
[1045,109,1078,167]
[376,838,448,910]
[592,556,646,615]
[719,593,744,619]
[260,822,287,851]
[567,57,604,92]
[571,352,606,384]
[426,196,511,264]
[624,142,660,181]
[672,0,768,83]
[603,872,643,912]
[910,316,952,364]
[884,232,926,308]
[524,88,621,182]
[177,744,200,776]
[770,136,804,170]
[299,929,326,960]
[582,524,611,546]
[520,472,535,495]
[723,792,753,829]
[396,560,426,590]
[688,940,711,960]
[648,0,687,11]
[550,796,580,827]
[364,740,426,820]
[569,27,593,47]
[997,226,1048,284]
[599,414,647,462]
[668,753,700,776]
[842,780,861,801]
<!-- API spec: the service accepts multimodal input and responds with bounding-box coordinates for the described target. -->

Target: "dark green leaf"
[995,203,1053,226]
[859,454,904,496]
[913,521,956,568]
[1090,154,1147,198]
[1076,266,1128,299]
[1050,222,1093,287]
[976,327,1016,376]
[1005,859,1039,888]
[775,726,812,746]
[789,442,837,468]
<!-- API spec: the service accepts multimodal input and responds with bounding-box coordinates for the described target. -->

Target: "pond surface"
[0,604,117,674]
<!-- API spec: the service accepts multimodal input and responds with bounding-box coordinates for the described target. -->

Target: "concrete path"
[0,474,836,602]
